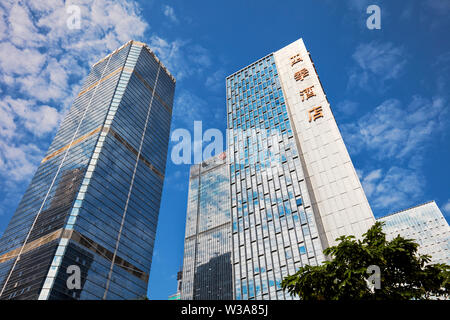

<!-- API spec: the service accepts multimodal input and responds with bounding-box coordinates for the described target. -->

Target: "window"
[299,246,306,255]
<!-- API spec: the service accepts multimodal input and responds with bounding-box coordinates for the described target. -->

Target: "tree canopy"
[281,221,450,300]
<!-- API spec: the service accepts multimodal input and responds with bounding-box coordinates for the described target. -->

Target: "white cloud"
[0,0,217,220]
[8,2,45,47]
[349,41,407,90]
[0,141,43,182]
[0,0,149,196]
[0,41,46,75]
[205,68,226,92]
[29,0,148,55]
[14,57,73,102]
[0,0,150,105]
[1,97,61,137]
[359,168,381,198]
[365,168,382,182]
[355,168,363,180]
[163,5,178,23]
[335,100,359,117]
[344,94,448,214]
[173,90,207,126]
[426,0,450,15]
[149,36,186,73]
[346,0,373,12]
[443,200,450,214]
[361,166,423,210]
[0,7,7,42]
[342,96,448,162]
[148,36,212,81]
[188,44,212,69]
[0,101,16,139]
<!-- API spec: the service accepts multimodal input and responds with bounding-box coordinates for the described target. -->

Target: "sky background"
[0,0,449,299]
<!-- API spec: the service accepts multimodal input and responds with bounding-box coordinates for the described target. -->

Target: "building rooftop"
[92,40,176,84]
[377,200,436,220]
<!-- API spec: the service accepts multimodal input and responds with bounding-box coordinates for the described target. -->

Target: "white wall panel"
[273,38,375,246]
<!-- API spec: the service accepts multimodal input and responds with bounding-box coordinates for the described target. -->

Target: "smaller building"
[377,201,450,265]
[180,152,233,300]
[168,270,183,300]
[168,292,181,300]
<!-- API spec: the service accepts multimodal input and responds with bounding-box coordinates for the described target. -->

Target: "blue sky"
[0,0,449,300]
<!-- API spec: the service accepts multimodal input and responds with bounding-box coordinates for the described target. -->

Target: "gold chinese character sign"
[308,106,323,122]
[290,53,303,66]
[300,85,315,102]
[294,68,309,81]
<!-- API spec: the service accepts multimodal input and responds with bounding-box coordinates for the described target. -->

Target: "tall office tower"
[226,38,375,300]
[180,152,233,300]
[378,201,450,265]
[0,40,176,300]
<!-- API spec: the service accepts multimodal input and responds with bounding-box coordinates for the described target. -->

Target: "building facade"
[0,40,176,300]
[226,38,375,300]
[180,152,233,300]
[378,201,450,265]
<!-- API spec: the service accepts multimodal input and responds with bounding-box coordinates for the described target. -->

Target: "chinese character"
[294,68,309,81]
[290,53,302,66]
[308,106,323,122]
[300,85,316,102]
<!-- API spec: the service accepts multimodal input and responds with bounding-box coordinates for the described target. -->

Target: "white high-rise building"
[378,201,450,265]
[226,38,375,299]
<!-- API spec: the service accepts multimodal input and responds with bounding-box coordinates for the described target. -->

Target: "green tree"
[281,221,450,300]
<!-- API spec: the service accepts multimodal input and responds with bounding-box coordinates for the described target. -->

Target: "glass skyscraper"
[180,152,233,300]
[378,201,450,265]
[0,40,175,300]
[226,38,375,300]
